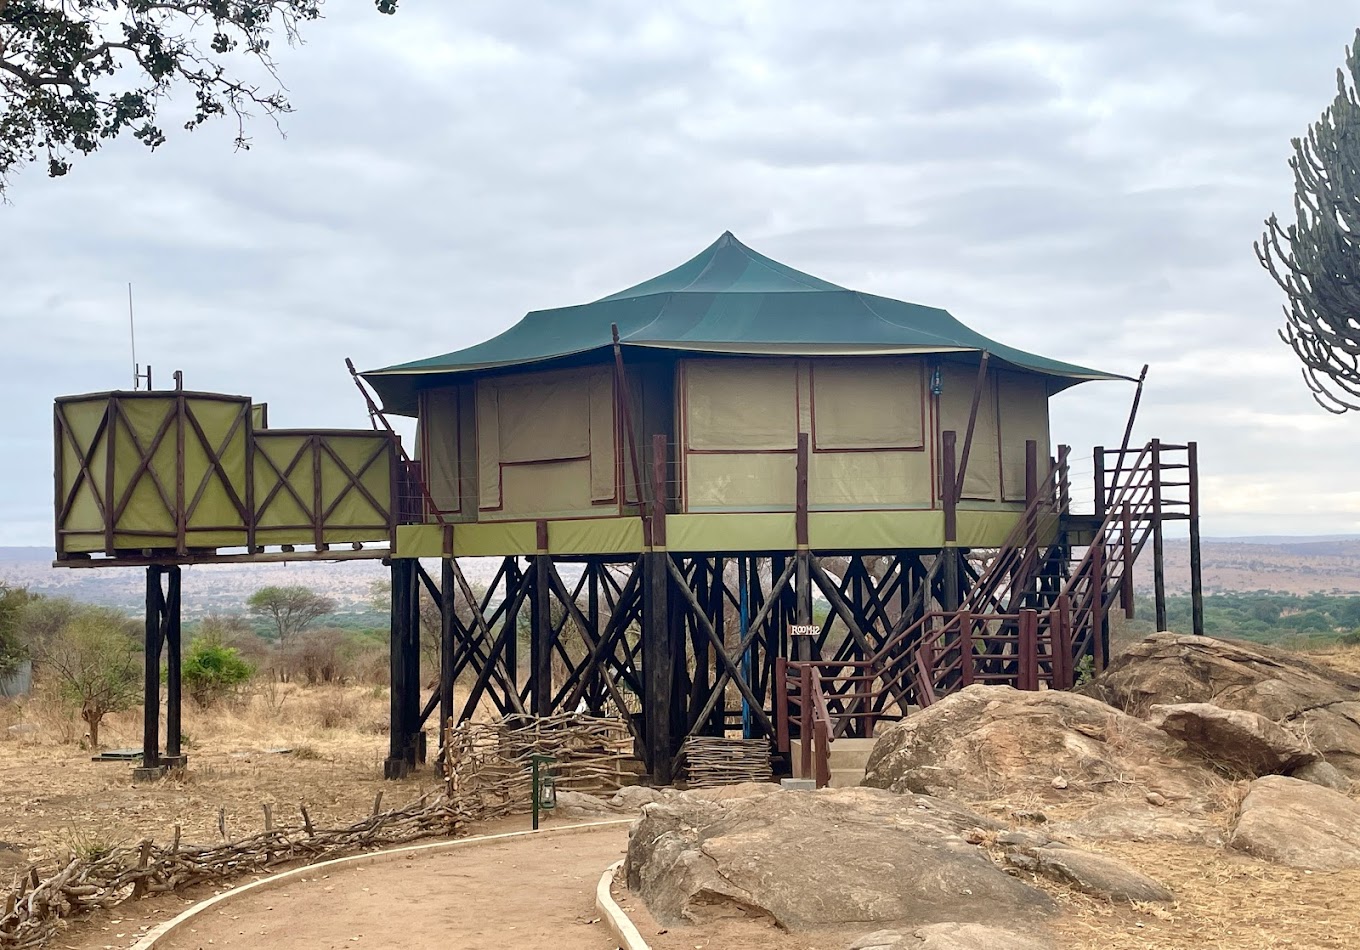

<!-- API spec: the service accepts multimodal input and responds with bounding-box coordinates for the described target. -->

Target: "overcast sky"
[3,1,1358,544]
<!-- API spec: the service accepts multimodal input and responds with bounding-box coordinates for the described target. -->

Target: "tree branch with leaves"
[0,0,397,197]
[1257,28,1360,413]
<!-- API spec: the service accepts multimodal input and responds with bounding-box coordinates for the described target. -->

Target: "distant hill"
[6,532,1360,617]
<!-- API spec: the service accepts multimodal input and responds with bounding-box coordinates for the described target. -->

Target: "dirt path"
[144,823,629,950]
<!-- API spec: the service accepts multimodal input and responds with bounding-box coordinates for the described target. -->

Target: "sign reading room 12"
[790,625,820,637]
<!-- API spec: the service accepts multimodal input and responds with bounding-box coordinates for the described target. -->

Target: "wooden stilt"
[385,558,420,779]
[140,565,163,773]
[642,551,673,784]
[163,566,183,764]
[1151,439,1168,631]
[439,556,456,742]
[1188,441,1205,636]
[531,546,553,717]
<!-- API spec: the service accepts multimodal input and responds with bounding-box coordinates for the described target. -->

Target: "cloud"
[2,0,1358,544]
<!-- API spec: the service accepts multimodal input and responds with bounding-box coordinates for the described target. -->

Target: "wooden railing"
[778,440,1187,787]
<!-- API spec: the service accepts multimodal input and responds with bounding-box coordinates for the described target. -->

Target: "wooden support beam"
[164,566,182,762]
[642,551,674,783]
[942,430,958,543]
[956,352,991,489]
[1121,502,1135,619]
[1094,446,1107,519]
[1188,442,1205,637]
[439,556,456,741]
[666,557,776,738]
[1018,609,1039,691]
[385,558,421,779]
[142,565,163,770]
[1151,439,1168,632]
[531,549,553,717]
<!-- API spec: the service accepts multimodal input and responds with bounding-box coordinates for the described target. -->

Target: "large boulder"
[1146,702,1317,776]
[861,685,1211,803]
[1228,774,1360,871]
[625,785,1057,931]
[1091,634,1360,775]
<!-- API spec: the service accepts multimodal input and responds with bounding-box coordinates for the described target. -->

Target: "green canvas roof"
[365,232,1127,415]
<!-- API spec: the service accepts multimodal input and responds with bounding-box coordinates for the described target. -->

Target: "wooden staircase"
[776,439,1199,787]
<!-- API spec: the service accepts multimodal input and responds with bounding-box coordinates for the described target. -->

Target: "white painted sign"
[790,624,820,637]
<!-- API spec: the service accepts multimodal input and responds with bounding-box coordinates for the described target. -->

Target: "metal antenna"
[128,282,138,390]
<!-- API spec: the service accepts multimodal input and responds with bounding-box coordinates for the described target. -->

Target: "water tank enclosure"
[53,390,398,563]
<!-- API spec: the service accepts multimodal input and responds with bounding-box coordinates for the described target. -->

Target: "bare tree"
[36,607,140,748]
[1257,28,1360,412]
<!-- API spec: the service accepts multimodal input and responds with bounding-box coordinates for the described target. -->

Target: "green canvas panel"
[253,434,313,529]
[183,399,249,535]
[111,400,177,534]
[807,450,932,508]
[665,513,796,553]
[419,387,461,513]
[588,370,616,502]
[685,359,799,451]
[549,516,644,554]
[940,364,1001,502]
[811,358,924,450]
[318,436,389,528]
[488,458,606,520]
[685,452,798,511]
[808,510,943,550]
[364,232,1127,416]
[997,371,1051,502]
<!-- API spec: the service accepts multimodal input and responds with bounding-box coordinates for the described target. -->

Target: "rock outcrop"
[1146,702,1316,776]
[1007,843,1173,903]
[1091,634,1360,775]
[861,685,1211,803]
[1048,801,1225,846]
[1228,774,1360,871]
[848,923,1052,949]
[625,785,1057,931]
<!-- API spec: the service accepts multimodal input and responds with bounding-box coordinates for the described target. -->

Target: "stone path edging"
[596,859,650,950]
[129,818,634,950]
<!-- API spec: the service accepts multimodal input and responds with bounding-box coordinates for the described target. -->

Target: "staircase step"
[828,768,865,788]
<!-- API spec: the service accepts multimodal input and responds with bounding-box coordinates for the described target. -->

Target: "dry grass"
[1044,840,1360,950]
[0,683,438,869]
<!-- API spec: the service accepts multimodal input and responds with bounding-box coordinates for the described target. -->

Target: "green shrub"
[182,641,254,706]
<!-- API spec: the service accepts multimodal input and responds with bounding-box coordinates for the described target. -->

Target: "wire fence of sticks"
[2,715,636,950]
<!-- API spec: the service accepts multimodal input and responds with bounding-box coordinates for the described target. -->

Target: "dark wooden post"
[1188,442,1205,636]
[504,559,521,686]
[531,521,552,717]
[587,561,603,715]
[1093,446,1107,519]
[439,556,456,740]
[385,558,420,779]
[1150,438,1167,631]
[1057,444,1071,515]
[1120,501,1135,619]
[642,551,673,784]
[958,608,973,687]
[141,565,163,772]
[795,433,812,661]
[1091,528,1108,672]
[1018,609,1039,691]
[942,430,958,543]
[164,566,183,764]
[1053,593,1073,689]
